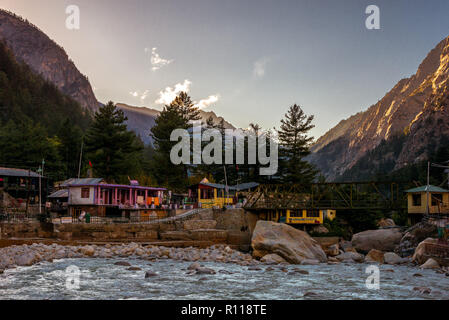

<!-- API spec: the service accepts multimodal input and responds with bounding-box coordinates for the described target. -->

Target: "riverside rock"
[336,252,364,263]
[420,258,440,270]
[352,228,403,254]
[365,249,384,264]
[384,252,403,265]
[251,221,327,264]
[260,254,287,265]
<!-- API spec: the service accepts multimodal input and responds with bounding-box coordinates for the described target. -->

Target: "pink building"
[63,178,166,218]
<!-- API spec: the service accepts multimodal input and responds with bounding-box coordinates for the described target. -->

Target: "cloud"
[155,80,219,109]
[155,80,192,105]
[195,95,219,110]
[253,57,270,78]
[129,90,150,102]
[146,47,173,71]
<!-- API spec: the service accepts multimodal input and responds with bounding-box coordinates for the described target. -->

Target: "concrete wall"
[69,186,95,205]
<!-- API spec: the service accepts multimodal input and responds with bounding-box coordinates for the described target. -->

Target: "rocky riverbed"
[0,243,260,273]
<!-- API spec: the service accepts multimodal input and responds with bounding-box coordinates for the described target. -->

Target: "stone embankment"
[0,209,259,251]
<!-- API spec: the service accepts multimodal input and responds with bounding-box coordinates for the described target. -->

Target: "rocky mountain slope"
[0,9,99,111]
[309,36,449,180]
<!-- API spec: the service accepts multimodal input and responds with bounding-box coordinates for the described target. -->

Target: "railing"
[51,208,205,225]
[0,212,47,223]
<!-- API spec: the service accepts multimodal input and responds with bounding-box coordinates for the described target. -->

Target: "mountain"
[0,9,235,146]
[309,36,449,181]
[116,103,235,146]
[0,9,99,111]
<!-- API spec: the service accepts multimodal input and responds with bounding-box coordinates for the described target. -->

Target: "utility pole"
[223,165,229,206]
[78,140,84,179]
[426,161,430,216]
[39,159,45,215]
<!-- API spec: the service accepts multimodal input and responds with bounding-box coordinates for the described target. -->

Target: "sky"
[1,0,449,139]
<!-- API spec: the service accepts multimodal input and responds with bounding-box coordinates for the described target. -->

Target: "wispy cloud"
[129,90,150,102]
[145,47,173,72]
[155,80,192,105]
[253,57,270,78]
[155,80,219,109]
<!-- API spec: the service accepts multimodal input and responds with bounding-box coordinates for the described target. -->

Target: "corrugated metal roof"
[0,167,43,178]
[405,185,449,193]
[234,182,260,191]
[60,178,104,187]
[200,182,237,191]
[48,189,69,198]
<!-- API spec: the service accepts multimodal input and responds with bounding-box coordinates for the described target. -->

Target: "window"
[307,210,320,218]
[81,188,90,199]
[412,194,421,207]
[290,211,302,217]
[431,194,443,206]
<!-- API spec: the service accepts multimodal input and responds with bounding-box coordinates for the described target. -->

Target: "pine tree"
[278,104,318,184]
[150,97,191,191]
[170,91,201,123]
[84,101,142,183]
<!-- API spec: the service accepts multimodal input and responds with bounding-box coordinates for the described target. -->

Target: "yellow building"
[406,185,449,223]
[188,178,236,209]
[260,209,336,226]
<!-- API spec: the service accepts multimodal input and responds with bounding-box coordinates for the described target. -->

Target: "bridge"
[243,182,408,212]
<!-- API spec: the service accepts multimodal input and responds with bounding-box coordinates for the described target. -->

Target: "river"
[0,258,448,300]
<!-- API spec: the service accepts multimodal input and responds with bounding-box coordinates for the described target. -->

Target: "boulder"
[311,225,329,234]
[114,261,132,267]
[384,252,402,265]
[412,238,449,266]
[260,254,287,265]
[352,228,403,254]
[195,267,216,275]
[339,240,355,253]
[300,259,320,265]
[251,221,327,264]
[187,262,201,271]
[365,249,384,264]
[377,218,395,228]
[80,246,95,257]
[335,251,364,263]
[326,244,340,257]
[145,271,158,278]
[14,253,36,266]
[397,222,438,257]
[127,267,142,271]
[420,258,440,270]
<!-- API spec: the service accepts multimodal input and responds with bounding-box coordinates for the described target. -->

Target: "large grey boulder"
[384,252,403,265]
[352,228,403,254]
[251,221,327,264]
